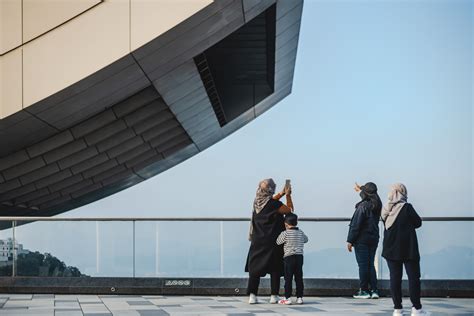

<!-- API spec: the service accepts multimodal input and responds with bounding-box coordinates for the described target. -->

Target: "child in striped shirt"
[276,213,308,305]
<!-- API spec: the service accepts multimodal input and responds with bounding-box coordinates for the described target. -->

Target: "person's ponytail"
[370,194,383,218]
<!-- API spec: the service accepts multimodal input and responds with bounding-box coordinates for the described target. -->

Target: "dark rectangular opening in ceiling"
[194,4,276,127]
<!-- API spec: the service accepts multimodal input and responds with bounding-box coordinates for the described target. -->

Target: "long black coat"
[382,203,422,261]
[245,199,285,277]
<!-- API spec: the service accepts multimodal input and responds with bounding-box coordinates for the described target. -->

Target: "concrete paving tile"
[4,295,33,300]
[81,305,110,313]
[152,304,182,308]
[288,306,325,312]
[136,310,170,316]
[190,298,215,301]
[55,301,81,308]
[55,312,84,316]
[54,294,79,299]
[77,296,103,303]
[4,300,54,308]
[109,311,141,316]
[166,314,226,316]
[132,306,161,310]
[0,311,53,316]
[34,294,55,299]
[127,301,154,306]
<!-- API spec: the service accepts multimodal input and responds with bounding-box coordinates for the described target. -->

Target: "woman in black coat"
[382,183,429,316]
[245,178,293,304]
[346,182,382,299]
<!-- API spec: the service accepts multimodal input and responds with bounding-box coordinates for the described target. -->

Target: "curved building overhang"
[0,0,303,218]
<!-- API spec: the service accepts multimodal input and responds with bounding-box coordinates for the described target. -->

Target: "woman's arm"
[278,193,294,214]
[347,205,365,246]
[273,191,285,200]
[285,193,294,211]
[409,204,422,229]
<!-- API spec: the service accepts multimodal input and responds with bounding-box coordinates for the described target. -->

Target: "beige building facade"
[1,0,212,118]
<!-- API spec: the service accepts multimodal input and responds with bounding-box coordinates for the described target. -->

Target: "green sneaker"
[371,290,380,299]
[353,290,371,299]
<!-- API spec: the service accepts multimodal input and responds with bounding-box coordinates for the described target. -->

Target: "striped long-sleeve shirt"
[276,227,309,257]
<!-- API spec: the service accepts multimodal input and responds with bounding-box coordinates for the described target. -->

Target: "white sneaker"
[278,298,292,305]
[393,309,403,315]
[411,307,430,315]
[296,297,304,304]
[249,293,257,304]
[269,295,279,304]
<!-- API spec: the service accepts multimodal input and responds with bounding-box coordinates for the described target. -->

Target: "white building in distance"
[0,238,28,263]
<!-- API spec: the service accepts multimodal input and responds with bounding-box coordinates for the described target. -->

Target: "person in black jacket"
[382,183,430,316]
[347,182,382,299]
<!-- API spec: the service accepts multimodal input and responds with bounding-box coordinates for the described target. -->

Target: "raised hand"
[354,182,361,192]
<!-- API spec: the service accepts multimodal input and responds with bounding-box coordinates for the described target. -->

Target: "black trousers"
[284,254,304,298]
[354,243,378,291]
[247,272,280,296]
[386,259,422,310]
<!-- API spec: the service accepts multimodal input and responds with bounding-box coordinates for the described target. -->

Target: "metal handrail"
[0,216,472,222]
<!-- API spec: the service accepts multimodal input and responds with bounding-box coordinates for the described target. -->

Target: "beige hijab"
[253,178,276,214]
[382,183,408,229]
[249,178,276,240]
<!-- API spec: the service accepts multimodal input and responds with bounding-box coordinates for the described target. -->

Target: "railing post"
[155,222,160,276]
[96,221,100,275]
[12,220,16,277]
[378,221,383,279]
[220,221,224,276]
[133,220,136,278]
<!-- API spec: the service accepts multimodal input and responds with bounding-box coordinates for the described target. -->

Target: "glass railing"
[0,217,472,279]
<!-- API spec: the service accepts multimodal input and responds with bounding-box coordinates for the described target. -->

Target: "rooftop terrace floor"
[0,294,472,316]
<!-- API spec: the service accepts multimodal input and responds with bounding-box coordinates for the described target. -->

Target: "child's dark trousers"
[284,254,304,298]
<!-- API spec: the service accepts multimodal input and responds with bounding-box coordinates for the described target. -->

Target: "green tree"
[0,251,86,277]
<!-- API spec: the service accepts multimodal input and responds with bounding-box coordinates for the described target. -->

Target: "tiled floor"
[0,295,472,315]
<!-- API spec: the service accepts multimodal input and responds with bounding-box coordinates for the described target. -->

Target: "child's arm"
[276,231,286,245]
[302,231,309,243]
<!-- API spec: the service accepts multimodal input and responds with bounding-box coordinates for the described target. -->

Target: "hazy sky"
[66,0,473,219]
